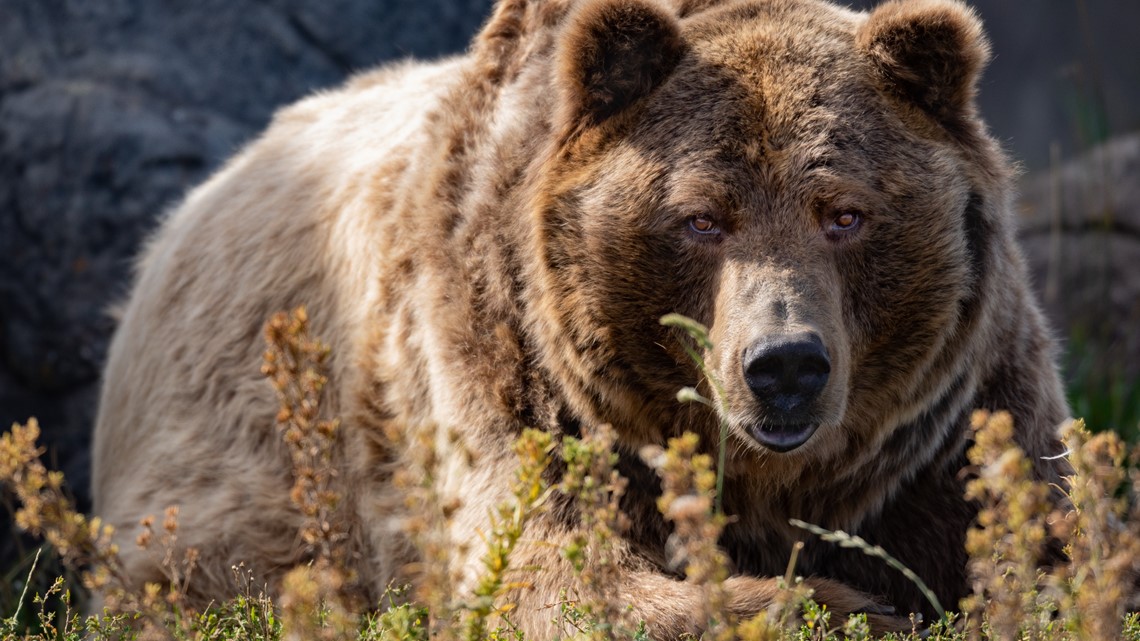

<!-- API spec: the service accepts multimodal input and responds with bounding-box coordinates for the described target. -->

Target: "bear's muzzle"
[742,331,830,452]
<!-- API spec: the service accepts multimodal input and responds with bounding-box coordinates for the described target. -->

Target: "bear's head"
[527,0,1005,484]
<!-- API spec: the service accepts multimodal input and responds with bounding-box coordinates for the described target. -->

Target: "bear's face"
[532,0,994,474]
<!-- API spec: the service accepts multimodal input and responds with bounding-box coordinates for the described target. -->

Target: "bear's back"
[91,57,465,588]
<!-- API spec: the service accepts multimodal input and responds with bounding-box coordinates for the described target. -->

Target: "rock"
[846,0,1140,172]
[1018,133,1140,424]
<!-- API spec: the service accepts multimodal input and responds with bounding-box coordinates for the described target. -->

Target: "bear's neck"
[371,47,568,436]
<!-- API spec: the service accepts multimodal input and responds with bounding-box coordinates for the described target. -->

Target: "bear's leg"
[484,522,911,638]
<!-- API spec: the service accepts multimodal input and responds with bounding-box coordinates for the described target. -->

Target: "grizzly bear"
[92,0,1070,635]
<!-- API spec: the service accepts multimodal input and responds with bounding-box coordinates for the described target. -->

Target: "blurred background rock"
[1,0,1137,564]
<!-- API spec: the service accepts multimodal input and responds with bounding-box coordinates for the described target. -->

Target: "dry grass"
[2,309,1140,640]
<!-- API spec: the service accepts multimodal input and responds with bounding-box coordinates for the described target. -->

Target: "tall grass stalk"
[789,519,945,618]
[6,547,40,627]
[659,313,730,515]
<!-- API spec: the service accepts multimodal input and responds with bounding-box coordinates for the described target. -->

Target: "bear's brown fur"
[93,0,1070,635]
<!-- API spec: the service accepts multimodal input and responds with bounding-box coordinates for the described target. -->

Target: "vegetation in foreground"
[3,308,1140,640]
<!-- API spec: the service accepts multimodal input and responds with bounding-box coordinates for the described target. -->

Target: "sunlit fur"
[93,0,1069,634]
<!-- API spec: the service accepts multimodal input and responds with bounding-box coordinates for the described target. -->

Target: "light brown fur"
[93,0,1069,635]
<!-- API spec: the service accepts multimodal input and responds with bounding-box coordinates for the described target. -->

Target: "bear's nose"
[742,332,830,416]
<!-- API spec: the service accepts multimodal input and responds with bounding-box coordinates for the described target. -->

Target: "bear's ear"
[856,0,990,128]
[555,0,685,137]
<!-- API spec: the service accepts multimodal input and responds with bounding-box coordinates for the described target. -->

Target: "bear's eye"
[689,215,719,235]
[827,210,863,237]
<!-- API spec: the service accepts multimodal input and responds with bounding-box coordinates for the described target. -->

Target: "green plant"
[558,423,631,637]
[461,428,553,641]
[1065,331,1140,440]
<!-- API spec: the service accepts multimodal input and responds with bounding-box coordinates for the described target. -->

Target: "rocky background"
[1,0,1138,561]
[1018,133,1140,430]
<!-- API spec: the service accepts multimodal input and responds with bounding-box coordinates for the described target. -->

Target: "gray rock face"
[1017,134,1140,415]
[847,0,1140,172]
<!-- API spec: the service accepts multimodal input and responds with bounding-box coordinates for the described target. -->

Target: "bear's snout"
[743,332,831,411]
[742,332,830,452]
